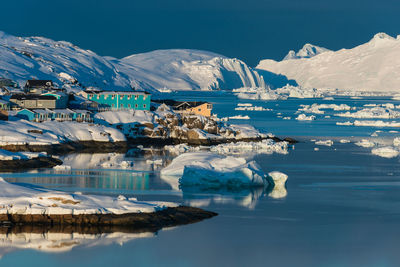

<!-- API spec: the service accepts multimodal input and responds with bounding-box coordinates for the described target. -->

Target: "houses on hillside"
[0,78,215,123]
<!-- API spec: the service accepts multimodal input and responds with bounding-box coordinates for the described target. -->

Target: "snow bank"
[0,120,126,146]
[0,178,176,215]
[95,110,154,125]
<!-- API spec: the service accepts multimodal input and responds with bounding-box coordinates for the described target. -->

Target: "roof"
[10,94,56,100]
[25,80,53,88]
[87,91,150,95]
[152,99,209,109]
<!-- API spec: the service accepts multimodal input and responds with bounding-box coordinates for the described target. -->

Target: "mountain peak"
[283,43,330,60]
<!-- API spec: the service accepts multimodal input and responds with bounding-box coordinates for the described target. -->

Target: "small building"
[81,90,151,110]
[16,109,53,122]
[153,100,213,117]
[0,99,9,120]
[42,92,69,109]
[16,108,93,123]
[24,80,54,94]
[10,94,58,109]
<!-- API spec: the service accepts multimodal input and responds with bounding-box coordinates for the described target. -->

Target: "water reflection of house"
[153,100,213,117]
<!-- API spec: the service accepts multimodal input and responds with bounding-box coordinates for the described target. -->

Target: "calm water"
[1,94,400,266]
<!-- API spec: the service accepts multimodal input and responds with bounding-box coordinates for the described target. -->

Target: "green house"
[81,91,151,110]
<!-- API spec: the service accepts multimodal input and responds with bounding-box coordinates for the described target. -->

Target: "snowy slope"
[0,31,265,92]
[257,33,400,92]
[283,43,331,60]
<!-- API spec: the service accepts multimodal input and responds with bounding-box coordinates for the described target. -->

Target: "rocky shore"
[0,206,217,231]
[0,156,62,172]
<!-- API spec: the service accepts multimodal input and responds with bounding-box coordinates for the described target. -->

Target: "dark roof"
[25,80,53,88]
[10,94,56,100]
[152,99,208,109]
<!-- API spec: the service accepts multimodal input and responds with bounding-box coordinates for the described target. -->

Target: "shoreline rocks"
[0,156,62,172]
[0,206,217,230]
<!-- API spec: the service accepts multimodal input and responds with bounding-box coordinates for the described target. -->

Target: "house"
[24,80,53,94]
[10,94,58,109]
[153,100,213,117]
[0,99,9,120]
[16,108,93,122]
[16,109,53,122]
[41,92,69,108]
[80,90,151,110]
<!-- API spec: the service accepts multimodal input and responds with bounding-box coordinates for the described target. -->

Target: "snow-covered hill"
[283,43,331,60]
[0,31,265,92]
[257,33,400,92]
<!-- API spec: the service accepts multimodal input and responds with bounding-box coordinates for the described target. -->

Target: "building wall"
[185,103,212,117]
[10,99,56,109]
[87,93,151,110]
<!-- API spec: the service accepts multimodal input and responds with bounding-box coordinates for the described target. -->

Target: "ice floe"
[296,114,316,121]
[0,178,176,215]
[355,139,375,148]
[314,140,334,146]
[371,146,400,158]
[160,152,276,188]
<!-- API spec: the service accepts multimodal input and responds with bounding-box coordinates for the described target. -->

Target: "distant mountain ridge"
[257,33,400,92]
[0,31,266,92]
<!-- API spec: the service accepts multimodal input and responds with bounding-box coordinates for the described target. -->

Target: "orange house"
[174,101,213,117]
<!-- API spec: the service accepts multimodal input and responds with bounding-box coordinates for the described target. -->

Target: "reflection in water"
[181,184,283,210]
[6,171,150,191]
[0,225,154,258]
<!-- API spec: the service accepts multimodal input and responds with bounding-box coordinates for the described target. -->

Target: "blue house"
[78,91,151,110]
[16,109,52,122]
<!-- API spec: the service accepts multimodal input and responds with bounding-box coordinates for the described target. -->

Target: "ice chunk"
[371,146,400,158]
[296,114,316,121]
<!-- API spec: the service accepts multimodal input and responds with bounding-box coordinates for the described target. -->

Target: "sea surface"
[1,93,400,267]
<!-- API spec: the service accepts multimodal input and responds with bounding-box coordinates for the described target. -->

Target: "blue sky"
[1,0,399,66]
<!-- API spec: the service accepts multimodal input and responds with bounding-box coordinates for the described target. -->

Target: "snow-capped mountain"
[283,43,331,60]
[257,33,400,92]
[0,31,265,92]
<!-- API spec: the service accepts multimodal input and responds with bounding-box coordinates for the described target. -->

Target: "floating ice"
[355,139,375,148]
[315,140,334,146]
[296,114,316,121]
[371,146,400,158]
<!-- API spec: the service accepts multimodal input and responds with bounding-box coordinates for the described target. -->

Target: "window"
[143,104,146,108]
[198,108,201,112]
[112,104,115,107]
[112,94,116,99]
[135,95,138,100]
[127,95,131,100]
[128,104,131,108]
[143,95,147,100]
[89,94,93,98]
[135,104,138,108]
[207,104,212,109]
[120,104,124,108]
[120,95,124,99]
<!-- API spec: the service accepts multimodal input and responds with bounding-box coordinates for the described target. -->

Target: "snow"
[95,110,154,125]
[164,144,201,155]
[371,146,400,158]
[296,114,316,121]
[257,32,400,93]
[0,120,126,145]
[336,107,400,119]
[223,124,267,139]
[299,103,352,114]
[283,43,331,60]
[210,139,289,155]
[228,115,250,120]
[0,31,265,93]
[0,178,176,215]
[355,139,375,148]
[315,140,334,146]
[160,152,273,188]
[340,139,351,143]
[0,149,47,160]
